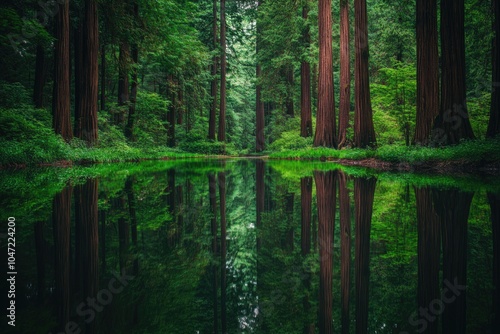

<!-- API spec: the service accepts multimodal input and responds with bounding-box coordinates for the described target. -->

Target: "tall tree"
[353,0,376,148]
[314,0,336,148]
[433,0,475,145]
[52,0,73,141]
[487,0,500,138]
[218,0,227,142]
[100,43,106,111]
[209,0,218,141]
[166,75,176,147]
[300,2,312,138]
[76,0,99,145]
[117,41,130,125]
[314,170,336,334]
[125,1,139,140]
[256,0,265,151]
[338,0,350,148]
[414,0,439,145]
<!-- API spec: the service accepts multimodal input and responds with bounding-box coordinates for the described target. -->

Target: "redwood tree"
[487,0,500,138]
[414,0,439,145]
[353,0,376,148]
[338,0,350,148]
[300,3,312,138]
[76,0,99,145]
[52,0,72,141]
[218,0,227,142]
[433,0,475,145]
[314,0,336,148]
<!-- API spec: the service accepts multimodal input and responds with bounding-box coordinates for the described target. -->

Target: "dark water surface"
[1,159,499,334]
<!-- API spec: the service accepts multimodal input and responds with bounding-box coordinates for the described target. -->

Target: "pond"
[1,159,499,334]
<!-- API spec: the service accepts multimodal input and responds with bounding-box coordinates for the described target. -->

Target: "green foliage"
[134,91,169,146]
[0,81,31,108]
[269,130,312,152]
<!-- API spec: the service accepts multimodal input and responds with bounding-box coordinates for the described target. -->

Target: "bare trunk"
[125,5,139,142]
[166,75,176,147]
[354,0,376,148]
[209,0,218,140]
[52,0,73,141]
[218,0,227,143]
[314,0,336,148]
[300,5,312,138]
[338,0,350,148]
[433,0,475,145]
[100,43,106,111]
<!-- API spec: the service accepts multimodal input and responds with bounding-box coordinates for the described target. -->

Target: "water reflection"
[2,160,498,333]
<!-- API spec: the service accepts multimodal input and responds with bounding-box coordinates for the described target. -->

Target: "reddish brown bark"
[433,0,475,145]
[209,0,218,140]
[300,4,312,138]
[78,0,99,145]
[338,0,350,148]
[52,0,73,141]
[314,170,336,334]
[487,0,500,138]
[354,177,376,334]
[100,43,106,112]
[354,0,376,148]
[218,0,227,143]
[314,0,336,148]
[74,25,83,137]
[414,0,439,145]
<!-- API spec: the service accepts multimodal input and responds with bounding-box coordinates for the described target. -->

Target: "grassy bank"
[269,138,500,172]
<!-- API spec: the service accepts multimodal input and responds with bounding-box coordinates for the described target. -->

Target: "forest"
[1,0,499,167]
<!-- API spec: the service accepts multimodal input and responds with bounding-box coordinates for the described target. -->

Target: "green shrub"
[269,130,313,151]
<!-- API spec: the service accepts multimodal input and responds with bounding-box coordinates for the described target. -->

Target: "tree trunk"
[487,0,500,138]
[209,0,218,141]
[125,1,139,142]
[300,4,312,138]
[52,0,73,141]
[354,177,376,334]
[33,45,46,109]
[314,170,336,334]
[433,0,475,145]
[100,43,106,111]
[218,0,227,143]
[433,189,473,334]
[415,186,440,334]
[301,177,312,255]
[338,171,351,334]
[338,0,350,148]
[314,0,336,148]
[354,0,376,148]
[78,0,99,145]
[118,42,130,106]
[74,25,83,137]
[414,0,439,145]
[166,75,176,147]
[488,192,500,331]
[285,65,294,117]
[52,185,72,330]
[256,62,265,151]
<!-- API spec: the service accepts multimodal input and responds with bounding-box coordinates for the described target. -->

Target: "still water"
[1,159,499,334]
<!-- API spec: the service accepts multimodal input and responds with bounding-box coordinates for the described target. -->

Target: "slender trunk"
[256,62,265,151]
[354,177,376,334]
[301,177,312,255]
[209,0,218,140]
[34,45,46,108]
[218,0,227,143]
[300,4,312,138]
[52,0,73,141]
[338,171,351,334]
[314,170,336,334]
[166,75,176,147]
[433,189,473,334]
[78,0,99,145]
[314,0,336,148]
[125,19,139,141]
[415,0,439,145]
[100,43,106,111]
[433,0,475,145]
[415,186,440,334]
[52,185,72,330]
[118,42,130,106]
[177,82,184,125]
[285,65,294,117]
[338,0,350,148]
[354,0,376,148]
[487,0,500,138]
